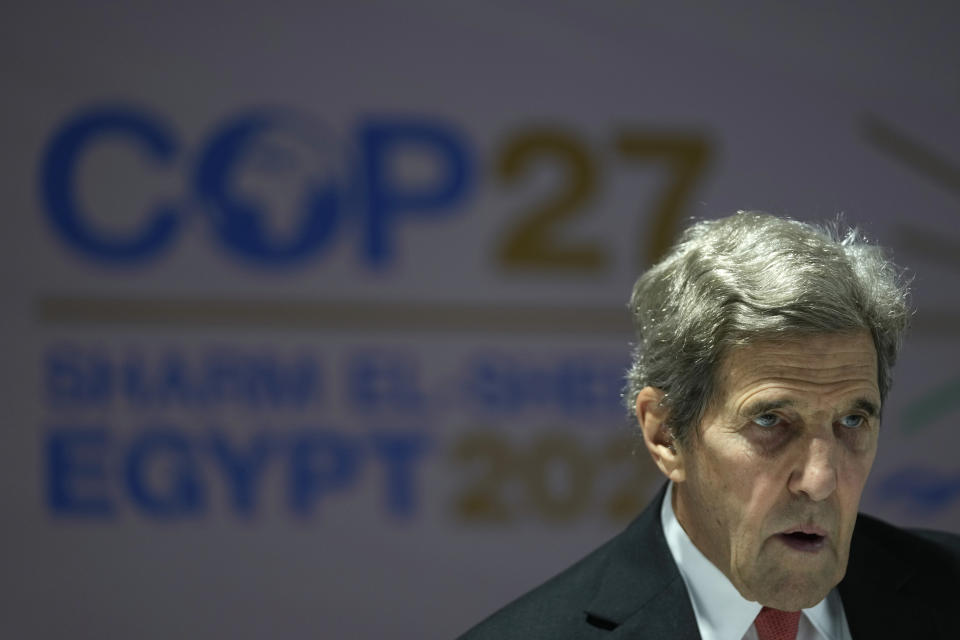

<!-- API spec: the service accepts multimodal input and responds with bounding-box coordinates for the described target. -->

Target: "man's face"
[672,331,880,610]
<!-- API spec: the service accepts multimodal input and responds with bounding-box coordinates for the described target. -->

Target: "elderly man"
[460,212,960,640]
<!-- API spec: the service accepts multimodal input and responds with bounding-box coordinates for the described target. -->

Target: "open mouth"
[777,531,826,552]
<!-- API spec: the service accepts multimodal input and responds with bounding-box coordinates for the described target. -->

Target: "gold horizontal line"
[35,296,960,338]
[36,296,633,335]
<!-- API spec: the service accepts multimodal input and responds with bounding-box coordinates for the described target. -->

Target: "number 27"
[496,129,712,271]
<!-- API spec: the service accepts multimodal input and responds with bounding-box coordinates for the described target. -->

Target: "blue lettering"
[462,355,521,412]
[462,353,627,417]
[158,350,195,406]
[125,428,205,518]
[240,354,320,409]
[121,350,153,407]
[370,432,432,518]
[359,119,473,266]
[46,427,115,516]
[194,112,342,266]
[288,430,361,516]
[207,432,274,517]
[346,350,424,411]
[44,346,114,408]
[40,105,181,262]
[43,424,432,521]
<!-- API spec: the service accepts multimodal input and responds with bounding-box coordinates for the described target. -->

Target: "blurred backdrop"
[3,2,960,638]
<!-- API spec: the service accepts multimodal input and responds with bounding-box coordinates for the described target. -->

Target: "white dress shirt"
[660,482,853,640]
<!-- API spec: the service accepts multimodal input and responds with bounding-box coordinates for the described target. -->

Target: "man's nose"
[788,435,838,501]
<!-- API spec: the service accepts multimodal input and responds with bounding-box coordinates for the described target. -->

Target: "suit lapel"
[582,484,701,638]
[606,576,702,639]
[838,514,932,638]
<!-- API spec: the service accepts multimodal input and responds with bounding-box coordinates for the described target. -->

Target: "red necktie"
[754,606,802,640]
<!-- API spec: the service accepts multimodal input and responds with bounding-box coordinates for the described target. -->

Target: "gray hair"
[624,211,910,446]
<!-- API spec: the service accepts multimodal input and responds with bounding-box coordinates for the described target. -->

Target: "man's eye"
[840,414,865,429]
[752,414,780,428]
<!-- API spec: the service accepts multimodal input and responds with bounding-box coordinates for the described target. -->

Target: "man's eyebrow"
[851,397,880,417]
[740,399,795,417]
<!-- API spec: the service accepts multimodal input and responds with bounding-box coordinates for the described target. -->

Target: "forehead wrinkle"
[721,355,878,393]
[725,360,877,383]
[709,331,880,420]
[731,380,881,417]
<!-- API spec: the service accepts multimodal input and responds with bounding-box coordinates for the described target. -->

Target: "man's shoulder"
[844,512,960,626]
[912,526,960,556]
[456,529,624,640]
[853,511,960,567]
[457,488,682,639]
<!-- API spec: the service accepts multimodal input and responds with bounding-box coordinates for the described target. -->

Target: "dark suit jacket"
[459,486,960,639]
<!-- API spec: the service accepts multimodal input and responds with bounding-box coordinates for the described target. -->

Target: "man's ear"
[635,387,685,482]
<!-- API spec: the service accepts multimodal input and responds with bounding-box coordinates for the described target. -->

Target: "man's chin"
[755,583,832,612]
[738,562,844,611]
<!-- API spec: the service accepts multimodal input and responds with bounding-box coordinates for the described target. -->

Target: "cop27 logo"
[40,104,712,270]
[40,105,471,267]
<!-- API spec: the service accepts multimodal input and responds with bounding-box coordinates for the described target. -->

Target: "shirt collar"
[659,482,846,640]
